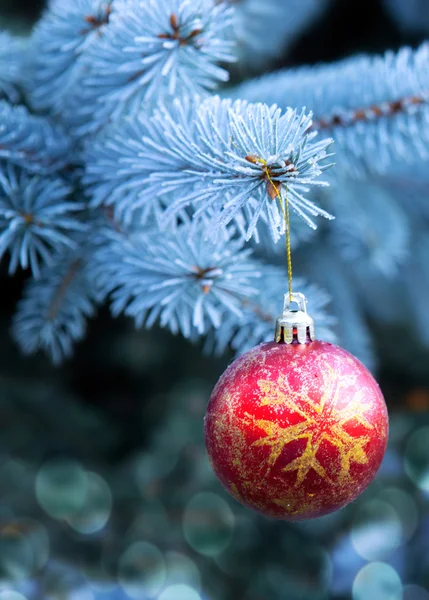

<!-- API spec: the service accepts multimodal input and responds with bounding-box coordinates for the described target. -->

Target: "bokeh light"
[41,562,95,599]
[351,499,403,560]
[158,584,201,600]
[0,593,28,600]
[134,452,178,498]
[353,562,403,600]
[126,500,171,542]
[265,537,332,600]
[66,471,112,534]
[377,487,419,541]
[118,541,166,599]
[67,586,94,600]
[164,552,201,591]
[330,534,366,596]
[35,459,88,520]
[0,517,49,582]
[404,427,429,492]
[183,493,234,557]
[0,524,34,582]
[214,516,259,577]
[403,584,429,599]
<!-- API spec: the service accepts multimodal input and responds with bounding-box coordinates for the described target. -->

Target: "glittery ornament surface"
[204,341,389,520]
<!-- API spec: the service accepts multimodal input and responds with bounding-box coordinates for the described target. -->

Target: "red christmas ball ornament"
[205,293,389,520]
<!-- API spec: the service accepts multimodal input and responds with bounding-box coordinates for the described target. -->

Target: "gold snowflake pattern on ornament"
[247,364,375,486]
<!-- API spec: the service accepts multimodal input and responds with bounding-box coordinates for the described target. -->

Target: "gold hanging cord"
[243,153,294,302]
[262,163,293,303]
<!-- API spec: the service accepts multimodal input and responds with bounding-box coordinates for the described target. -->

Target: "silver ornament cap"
[275,292,315,344]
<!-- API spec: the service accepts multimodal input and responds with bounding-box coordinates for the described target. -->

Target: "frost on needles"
[1,1,429,368]
[85,97,334,241]
[29,0,236,134]
[229,44,429,178]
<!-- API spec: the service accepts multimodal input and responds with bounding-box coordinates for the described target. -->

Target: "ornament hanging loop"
[275,292,315,344]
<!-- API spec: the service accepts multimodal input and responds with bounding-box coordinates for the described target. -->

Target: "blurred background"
[1,1,429,599]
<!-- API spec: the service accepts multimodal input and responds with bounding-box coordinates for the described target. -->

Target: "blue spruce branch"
[0,101,72,174]
[83,113,171,225]
[0,31,27,103]
[303,245,376,369]
[84,97,334,241]
[12,247,98,364]
[89,219,262,338]
[8,0,423,367]
[327,179,410,278]
[227,43,429,178]
[0,162,86,277]
[28,0,113,114]
[29,0,236,136]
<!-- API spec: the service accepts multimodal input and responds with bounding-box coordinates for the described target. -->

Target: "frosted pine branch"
[12,249,97,364]
[83,114,173,225]
[4,0,426,370]
[89,220,261,338]
[59,0,236,136]
[303,246,376,369]
[0,32,27,103]
[28,0,113,114]
[0,101,72,174]
[228,44,429,177]
[327,179,410,278]
[85,97,334,241]
[0,163,85,277]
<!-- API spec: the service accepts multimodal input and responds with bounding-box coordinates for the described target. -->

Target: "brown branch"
[190,263,274,323]
[81,4,112,35]
[158,13,203,46]
[311,93,428,131]
[47,260,81,321]
[244,154,296,200]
